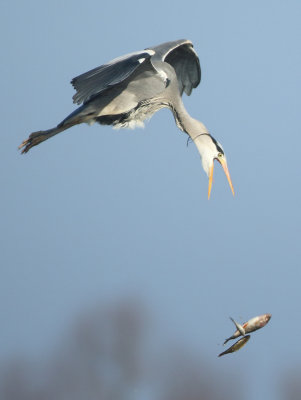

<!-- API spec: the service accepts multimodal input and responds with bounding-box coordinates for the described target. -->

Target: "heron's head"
[193,134,234,199]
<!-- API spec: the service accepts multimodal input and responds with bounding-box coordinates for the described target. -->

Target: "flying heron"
[19,39,234,199]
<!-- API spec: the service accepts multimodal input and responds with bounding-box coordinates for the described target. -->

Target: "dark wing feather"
[71,51,153,105]
[163,41,201,96]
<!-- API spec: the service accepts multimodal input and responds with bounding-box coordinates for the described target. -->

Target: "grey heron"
[19,39,234,198]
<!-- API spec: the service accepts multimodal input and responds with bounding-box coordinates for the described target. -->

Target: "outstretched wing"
[71,40,200,105]
[71,50,154,105]
[148,39,201,96]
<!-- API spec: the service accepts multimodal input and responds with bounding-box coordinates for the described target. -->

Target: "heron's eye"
[218,152,223,158]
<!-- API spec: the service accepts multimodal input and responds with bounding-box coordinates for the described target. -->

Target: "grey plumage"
[19,39,234,198]
[20,39,202,153]
[71,51,155,105]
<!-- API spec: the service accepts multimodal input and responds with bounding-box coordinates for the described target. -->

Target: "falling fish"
[224,313,271,345]
[218,335,250,357]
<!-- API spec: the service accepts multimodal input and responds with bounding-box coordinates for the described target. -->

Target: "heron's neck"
[171,99,209,139]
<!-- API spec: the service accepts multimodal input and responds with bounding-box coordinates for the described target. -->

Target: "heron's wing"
[71,50,154,105]
[149,39,201,96]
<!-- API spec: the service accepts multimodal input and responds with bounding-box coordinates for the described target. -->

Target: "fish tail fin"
[230,317,245,336]
[223,337,230,345]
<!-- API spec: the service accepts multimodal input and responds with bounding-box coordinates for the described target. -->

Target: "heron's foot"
[18,139,29,154]
[19,134,40,154]
[18,130,54,154]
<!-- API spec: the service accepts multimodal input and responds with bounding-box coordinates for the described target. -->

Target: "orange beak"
[208,158,235,199]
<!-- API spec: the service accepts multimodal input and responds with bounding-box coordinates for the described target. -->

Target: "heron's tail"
[19,123,72,154]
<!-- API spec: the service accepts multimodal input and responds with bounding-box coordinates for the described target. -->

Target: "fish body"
[218,335,250,357]
[223,313,271,345]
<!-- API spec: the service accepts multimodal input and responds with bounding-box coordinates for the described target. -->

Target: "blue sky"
[1,1,301,399]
